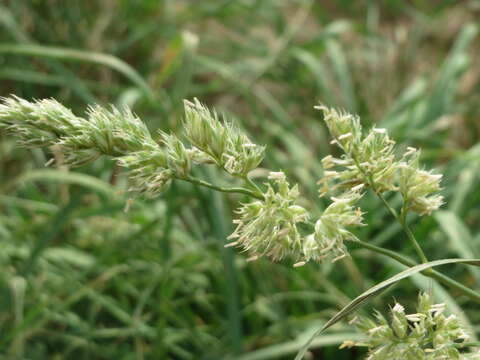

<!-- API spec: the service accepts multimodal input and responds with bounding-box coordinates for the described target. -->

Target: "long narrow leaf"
[14,169,118,198]
[236,333,363,360]
[0,44,154,99]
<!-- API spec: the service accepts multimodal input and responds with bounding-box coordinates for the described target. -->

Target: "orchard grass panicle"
[1,95,480,360]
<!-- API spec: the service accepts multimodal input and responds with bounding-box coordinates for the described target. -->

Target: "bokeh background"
[1,1,480,359]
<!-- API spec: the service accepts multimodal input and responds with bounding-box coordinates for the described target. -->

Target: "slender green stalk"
[378,191,429,264]
[398,205,429,263]
[352,239,480,303]
[203,168,243,354]
[350,155,429,264]
[182,176,264,200]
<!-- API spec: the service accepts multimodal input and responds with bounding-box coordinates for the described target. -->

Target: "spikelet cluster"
[317,105,443,216]
[398,149,444,215]
[302,189,364,264]
[0,96,85,148]
[342,293,478,360]
[226,172,365,265]
[59,105,159,166]
[0,96,268,196]
[226,172,309,262]
[183,99,265,176]
[117,148,172,196]
[0,96,178,195]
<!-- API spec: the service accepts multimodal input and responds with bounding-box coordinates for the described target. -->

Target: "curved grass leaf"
[15,169,118,198]
[0,43,154,100]
[236,333,363,360]
[0,195,58,213]
[295,258,480,360]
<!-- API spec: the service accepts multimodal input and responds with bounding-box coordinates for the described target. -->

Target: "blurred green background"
[1,1,480,359]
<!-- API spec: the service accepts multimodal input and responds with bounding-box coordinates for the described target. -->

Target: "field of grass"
[1,1,480,359]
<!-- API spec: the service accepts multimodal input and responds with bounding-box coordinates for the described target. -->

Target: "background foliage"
[1,1,480,359]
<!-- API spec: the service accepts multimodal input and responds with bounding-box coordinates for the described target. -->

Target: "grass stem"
[182,176,264,200]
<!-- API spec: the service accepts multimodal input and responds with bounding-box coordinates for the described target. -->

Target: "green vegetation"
[1,1,480,359]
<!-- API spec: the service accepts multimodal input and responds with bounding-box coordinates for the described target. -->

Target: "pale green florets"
[227,172,365,265]
[317,105,362,154]
[320,128,397,195]
[399,149,444,216]
[342,293,477,360]
[0,96,368,265]
[183,98,265,177]
[0,96,176,195]
[1,97,267,196]
[160,131,191,179]
[0,96,85,148]
[117,148,172,196]
[58,105,159,166]
[317,104,444,216]
[3,96,419,265]
[318,105,397,195]
[303,189,364,263]
[354,129,397,192]
[226,172,309,262]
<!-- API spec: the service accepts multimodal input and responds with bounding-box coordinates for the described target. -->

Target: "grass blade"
[0,43,154,100]
[203,168,243,354]
[325,39,357,111]
[12,169,118,198]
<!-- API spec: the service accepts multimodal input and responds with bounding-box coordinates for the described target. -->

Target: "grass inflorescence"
[1,1,480,359]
